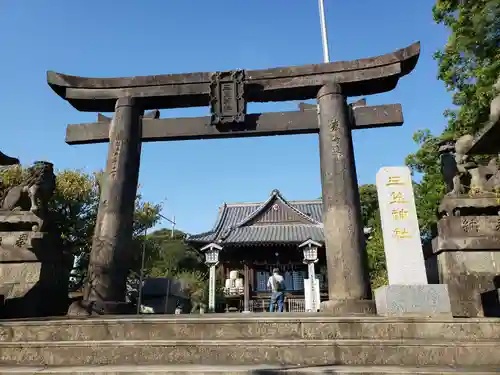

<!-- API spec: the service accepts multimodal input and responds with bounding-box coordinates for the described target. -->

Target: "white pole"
[318,0,330,63]
[308,262,317,312]
[171,216,176,238]
[208,264,216,312]
[137,227,147,315]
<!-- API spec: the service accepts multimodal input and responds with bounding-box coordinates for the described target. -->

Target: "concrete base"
[431,215,500,317]
[375,284,452,317]
[320,299,376,315]
[429,249,500,317]
[0,261,70,319]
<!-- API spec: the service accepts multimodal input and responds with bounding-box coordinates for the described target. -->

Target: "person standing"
[174,301,182,315]
[268,268,285,312]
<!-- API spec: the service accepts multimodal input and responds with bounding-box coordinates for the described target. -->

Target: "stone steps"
[1,314,500,368]
[0,365,499,374]
[0,339,499,367]
[1,315,499,342]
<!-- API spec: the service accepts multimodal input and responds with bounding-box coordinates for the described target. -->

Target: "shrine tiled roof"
[186,189,324,246]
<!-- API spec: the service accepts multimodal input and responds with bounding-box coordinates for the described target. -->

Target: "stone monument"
[0,160,70,318]
[375,166,452,316]
[428,77,500,317]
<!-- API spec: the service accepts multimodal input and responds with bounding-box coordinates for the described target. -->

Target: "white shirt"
[267,273,284,292]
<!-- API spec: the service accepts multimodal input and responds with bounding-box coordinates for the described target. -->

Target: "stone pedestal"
[430,211,500,317]
[0,211,71,319]
[320,299,376,315]
[375,284,452,317]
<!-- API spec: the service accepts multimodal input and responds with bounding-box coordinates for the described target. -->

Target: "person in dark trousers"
[267,268,285,312]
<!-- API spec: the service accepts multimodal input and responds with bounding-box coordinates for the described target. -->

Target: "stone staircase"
[0,314,499,374]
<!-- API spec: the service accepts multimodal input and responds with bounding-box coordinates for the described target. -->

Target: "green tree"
[406,0,500,236]
[360,184,379,228]
[175,269,208,312]
[138,227,208,310]
[323,184,388,288]
[0,166,161,291]
[143,228,204,278]
[359,184,387,288]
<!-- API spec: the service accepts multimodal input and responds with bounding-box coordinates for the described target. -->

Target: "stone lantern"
[299,239,322,312]
[201,242,222,312]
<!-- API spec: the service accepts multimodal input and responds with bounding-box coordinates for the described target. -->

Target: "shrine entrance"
[47,41,420,315]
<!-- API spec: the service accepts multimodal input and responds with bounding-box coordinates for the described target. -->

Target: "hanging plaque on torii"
[209,70,246,125]
[47,42,420,316]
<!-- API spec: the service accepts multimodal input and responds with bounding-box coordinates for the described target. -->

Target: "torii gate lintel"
[50,42,420,316]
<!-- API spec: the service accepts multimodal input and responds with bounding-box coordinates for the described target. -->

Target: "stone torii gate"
[48,42,420,315]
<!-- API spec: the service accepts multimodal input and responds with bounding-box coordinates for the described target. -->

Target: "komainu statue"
[0,159,69,319]
[0,161,56,214]
[439,135,500,196]
[439,135,475,196]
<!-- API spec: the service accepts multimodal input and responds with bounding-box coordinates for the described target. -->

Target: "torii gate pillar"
[69,98,143,315]
[317,83,374,314]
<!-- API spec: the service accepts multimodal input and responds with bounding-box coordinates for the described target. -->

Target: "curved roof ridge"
[289,199,322,204]
[233,189,321,229]
[232,189,282,228]
[278,195,322,226]
[210,203,229,236]
[225,198,321,207]
[218,190,279,241]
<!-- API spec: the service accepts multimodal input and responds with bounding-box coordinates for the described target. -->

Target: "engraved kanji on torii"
[48,41,420,315]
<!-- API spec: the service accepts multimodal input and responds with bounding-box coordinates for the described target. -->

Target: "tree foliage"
[359,184,387,289]
[406,0,500,237]
[321,184,388,288]
[360,184,379,229]
[434,0,500,136]
[139,227,208,310]
[141,228,204,278]
[0,166,161,291]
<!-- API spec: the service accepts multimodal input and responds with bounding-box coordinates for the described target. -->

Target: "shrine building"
[186,189,330,312]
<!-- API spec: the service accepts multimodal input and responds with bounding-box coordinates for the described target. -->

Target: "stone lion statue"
[440,135,474,196]
[0,161,56,213]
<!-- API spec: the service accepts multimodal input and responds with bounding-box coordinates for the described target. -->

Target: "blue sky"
[0,0,450,235]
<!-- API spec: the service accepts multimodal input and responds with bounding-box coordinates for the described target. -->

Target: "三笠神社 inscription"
[48,42,420,316]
